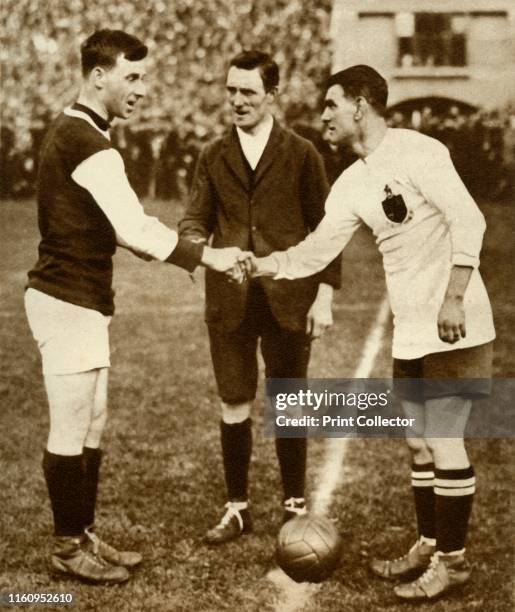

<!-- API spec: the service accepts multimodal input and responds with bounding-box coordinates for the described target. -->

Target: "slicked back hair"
[229,50,279,93]
[81,29,148,76]
[327,65,388,117]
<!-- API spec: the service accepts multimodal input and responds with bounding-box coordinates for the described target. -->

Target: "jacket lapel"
[221,127,251,191]
[253,120,285,187]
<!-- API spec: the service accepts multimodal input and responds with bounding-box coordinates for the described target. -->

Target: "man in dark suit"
[179,50,340,544]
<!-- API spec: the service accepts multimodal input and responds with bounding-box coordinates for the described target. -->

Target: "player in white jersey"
[239,65,495,601]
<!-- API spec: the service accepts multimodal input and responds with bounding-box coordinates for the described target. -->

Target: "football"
[276,514,342,583]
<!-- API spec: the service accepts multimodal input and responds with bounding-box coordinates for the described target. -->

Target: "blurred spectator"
[0,1,512,200]
[1,0,333,198]
[387,104,514,201]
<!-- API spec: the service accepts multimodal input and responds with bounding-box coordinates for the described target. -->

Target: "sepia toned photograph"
[1,1,513,610]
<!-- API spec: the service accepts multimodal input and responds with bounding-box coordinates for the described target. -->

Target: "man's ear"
[354,96,368,121]
[266,86,278,102]
[91,66,107,90]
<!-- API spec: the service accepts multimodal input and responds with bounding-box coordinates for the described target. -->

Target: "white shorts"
[25,288,111,375]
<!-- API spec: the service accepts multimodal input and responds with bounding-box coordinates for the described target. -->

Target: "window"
[396,13,467,67]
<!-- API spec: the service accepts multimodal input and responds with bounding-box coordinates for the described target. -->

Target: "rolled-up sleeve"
[413,140,486,269]
[72,148,203,270]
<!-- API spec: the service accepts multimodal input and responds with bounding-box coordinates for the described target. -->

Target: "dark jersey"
[27,109,117,315]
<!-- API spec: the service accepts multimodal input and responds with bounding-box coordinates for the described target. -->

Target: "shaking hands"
[200,247,278,283]
[200,247,334,340]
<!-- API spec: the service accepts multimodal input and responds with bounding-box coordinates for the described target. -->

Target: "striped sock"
[411,462,436,540]
[435,465,475,553]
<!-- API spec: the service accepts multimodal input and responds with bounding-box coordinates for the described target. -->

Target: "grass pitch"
[0,197,513,611]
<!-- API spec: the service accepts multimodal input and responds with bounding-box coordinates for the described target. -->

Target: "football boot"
[394,551,471,600]
[370,536,435,580]
[205,501,252,545]
[282,497,307,524]
[85,527,142,568]
[51,535,129,584]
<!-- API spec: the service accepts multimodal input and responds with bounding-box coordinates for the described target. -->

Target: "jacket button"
[251,225,257,231]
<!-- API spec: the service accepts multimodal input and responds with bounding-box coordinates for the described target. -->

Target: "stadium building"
[330,0,515,112]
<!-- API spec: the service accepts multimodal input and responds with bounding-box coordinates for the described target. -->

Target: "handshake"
[201,246,278,282]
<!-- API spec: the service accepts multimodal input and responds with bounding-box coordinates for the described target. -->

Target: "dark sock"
[220,418,252,501]
[82,447,102,529]
[42,450,85,537]
[411,462,435,540]
[435,466,475,552]
[275,438,306,500]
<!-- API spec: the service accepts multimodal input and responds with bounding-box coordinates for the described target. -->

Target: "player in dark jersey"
[25,29,245,584]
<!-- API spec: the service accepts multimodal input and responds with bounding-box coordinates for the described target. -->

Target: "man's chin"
[233,113,254,126]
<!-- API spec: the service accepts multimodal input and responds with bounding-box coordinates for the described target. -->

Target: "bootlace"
[82,548,108,568]
[84,529,113,567]
[417,552,442,585]
[218,501,247,530]
[284,497,306,514]
[390,537,428,563]
[85,528,101,555]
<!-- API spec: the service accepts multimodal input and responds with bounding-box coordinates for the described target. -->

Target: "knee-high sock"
[275,438,306,500]
[82,447,102,529]
[434,466,475,552]
[411,462,435,540]
[220,418,252,502]
[42,450,84,537]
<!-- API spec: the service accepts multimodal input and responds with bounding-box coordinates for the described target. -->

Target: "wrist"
[165,238,204,272]
[255,254,279,277]
[200,245,213,268]
[316,283,334,304]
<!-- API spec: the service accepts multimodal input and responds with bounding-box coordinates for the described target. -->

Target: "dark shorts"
[208,283,311,405]
[393,341,494,402]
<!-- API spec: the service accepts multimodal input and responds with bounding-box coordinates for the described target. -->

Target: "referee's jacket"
[179,120,341,332]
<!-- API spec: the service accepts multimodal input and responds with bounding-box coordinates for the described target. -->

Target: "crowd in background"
[1,0,513,200]
[388,106,514,201]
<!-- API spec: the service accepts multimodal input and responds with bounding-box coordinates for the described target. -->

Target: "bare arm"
[306,282,334,340]
[438,265,473,343]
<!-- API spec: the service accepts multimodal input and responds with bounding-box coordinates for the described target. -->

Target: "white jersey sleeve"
[273,177,362,280]
[72,148,178,261]
[409,138,486,268]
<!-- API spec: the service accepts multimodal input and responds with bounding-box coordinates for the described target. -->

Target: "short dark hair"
[326,65,388,116]
[81,29,148,76]
[229,50,279,92]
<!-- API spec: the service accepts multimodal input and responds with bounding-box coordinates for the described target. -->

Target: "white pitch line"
[352,297,391,379]
[269,296,390,612]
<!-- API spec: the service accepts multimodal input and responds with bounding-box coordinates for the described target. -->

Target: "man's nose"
[233,91,244,106]
[321,107,330,122]
[135,80,147,98]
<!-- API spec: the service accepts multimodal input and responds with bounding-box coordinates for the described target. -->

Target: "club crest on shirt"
[381,184,413,225]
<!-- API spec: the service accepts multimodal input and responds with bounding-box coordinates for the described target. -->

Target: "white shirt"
[236,114,274,170]
[273,128,495,359]
[66,108,179,261]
